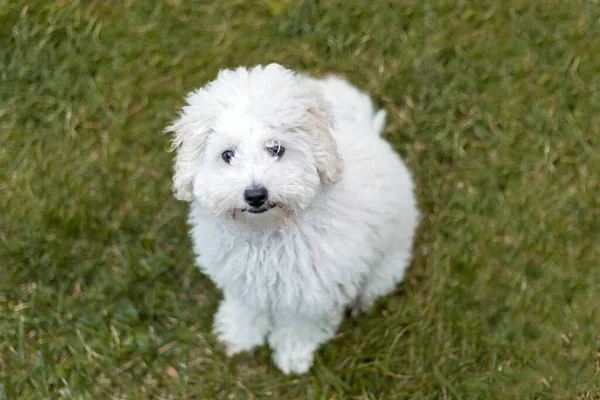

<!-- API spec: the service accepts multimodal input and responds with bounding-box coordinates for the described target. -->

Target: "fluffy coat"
[167,64,419,374]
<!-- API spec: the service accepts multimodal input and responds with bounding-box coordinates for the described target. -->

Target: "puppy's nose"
[244,186,268,207]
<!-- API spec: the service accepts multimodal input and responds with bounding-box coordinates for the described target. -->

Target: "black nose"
[244,186,268,207]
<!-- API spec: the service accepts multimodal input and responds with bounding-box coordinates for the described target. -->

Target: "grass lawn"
[1,0,599,398]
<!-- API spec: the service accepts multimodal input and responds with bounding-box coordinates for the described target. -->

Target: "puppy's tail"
[316,75,387,136]
[371,109,387,137]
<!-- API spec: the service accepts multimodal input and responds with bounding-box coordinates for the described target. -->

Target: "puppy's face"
[192,110,321,229]
[167,64,343,230]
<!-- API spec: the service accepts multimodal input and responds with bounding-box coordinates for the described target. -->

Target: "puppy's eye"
[221,150,235,164]
[267,144,285,158]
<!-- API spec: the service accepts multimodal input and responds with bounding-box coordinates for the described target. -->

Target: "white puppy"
[167,64,419,374]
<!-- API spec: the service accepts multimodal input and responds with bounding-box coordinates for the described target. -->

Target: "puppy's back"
[314,75,386,137]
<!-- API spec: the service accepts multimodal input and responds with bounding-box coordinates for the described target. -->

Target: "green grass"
[1,0,599,398]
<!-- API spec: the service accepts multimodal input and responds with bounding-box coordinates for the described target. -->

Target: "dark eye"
[221,150,235,164]
[267,144,285,158]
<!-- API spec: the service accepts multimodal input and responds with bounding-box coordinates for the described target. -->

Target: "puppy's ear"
[166,91,214,201]
[305,105,343,184]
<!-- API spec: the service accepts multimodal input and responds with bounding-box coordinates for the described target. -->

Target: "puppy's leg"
[268,309,343,374]
[354,247,412,314]
[214,296,271,356]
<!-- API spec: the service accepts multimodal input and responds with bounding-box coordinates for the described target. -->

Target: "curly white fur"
[167,64,419,374]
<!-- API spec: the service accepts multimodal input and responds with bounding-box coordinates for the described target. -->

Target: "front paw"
[272,347,314,375]
[218,338,255,357]
[213,300,270,357]
[214,318,267,357]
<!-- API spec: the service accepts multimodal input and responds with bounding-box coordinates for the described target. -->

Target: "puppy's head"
[167,64,343,230]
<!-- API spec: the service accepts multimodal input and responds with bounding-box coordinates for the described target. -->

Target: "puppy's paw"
[214,322,266,357]
[349,296,374,317]
[213,299,270,357]
[219,338,254,357]
[272,348,314,375]
[349,296,363,317]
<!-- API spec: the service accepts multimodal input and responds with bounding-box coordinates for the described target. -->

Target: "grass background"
[1,0,599,398]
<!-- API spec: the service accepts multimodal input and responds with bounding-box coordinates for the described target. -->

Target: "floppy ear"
[165,95,214,201]
[305,105,343,184]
